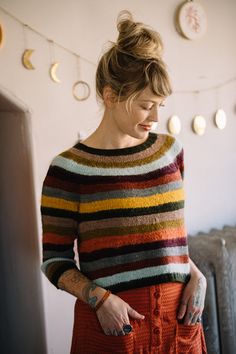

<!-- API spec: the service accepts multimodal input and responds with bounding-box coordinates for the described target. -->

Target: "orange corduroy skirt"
[70,282,208,354]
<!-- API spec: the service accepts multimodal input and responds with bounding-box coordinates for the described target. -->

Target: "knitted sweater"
[40,132,191,293]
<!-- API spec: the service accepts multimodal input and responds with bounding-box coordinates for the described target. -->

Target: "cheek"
[131,108,147,121]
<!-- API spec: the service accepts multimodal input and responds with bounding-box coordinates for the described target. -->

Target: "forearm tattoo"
[57,269,99,307]
[57,269,86,289]
[192,277,205,308]
[82,282,98,307]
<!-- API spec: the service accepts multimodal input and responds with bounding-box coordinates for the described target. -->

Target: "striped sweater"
[40,132,191,293]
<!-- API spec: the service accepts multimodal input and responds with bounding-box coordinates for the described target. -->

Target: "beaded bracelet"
[94,290,111,312]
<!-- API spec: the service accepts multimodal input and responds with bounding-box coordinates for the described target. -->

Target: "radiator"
[188,225,236,354]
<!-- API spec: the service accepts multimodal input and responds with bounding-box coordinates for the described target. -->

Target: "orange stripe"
[79,226,187,252]
[43,232,75,244]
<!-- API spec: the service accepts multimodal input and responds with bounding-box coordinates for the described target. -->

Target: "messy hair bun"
[96,10,172,107]
[116,10,163,61]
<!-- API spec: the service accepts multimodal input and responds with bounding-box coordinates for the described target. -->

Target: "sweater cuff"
[50,262,79,289]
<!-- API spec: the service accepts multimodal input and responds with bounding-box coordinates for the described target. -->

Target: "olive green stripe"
[79,219,184,241]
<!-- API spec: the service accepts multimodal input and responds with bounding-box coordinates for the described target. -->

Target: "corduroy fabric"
[70,282,207,354]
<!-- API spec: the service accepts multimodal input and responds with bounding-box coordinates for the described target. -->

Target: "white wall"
[0,1,235,353]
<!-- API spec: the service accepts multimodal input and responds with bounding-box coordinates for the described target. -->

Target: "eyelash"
[142,103,165,110]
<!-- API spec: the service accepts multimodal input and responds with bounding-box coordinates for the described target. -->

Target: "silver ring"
[123,324,133,334]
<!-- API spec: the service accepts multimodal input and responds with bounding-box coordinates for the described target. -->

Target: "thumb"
[128,306,145,320]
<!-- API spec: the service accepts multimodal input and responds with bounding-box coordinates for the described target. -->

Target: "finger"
[128,306,145,320]
[184,309,198,325]
[104,329,112,336]
[191,313,200,325]
[112,329,119,336]
[117,330,125,336]
[177,300,187,319]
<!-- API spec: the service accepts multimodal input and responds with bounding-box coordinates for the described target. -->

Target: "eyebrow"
[139,99,165,104]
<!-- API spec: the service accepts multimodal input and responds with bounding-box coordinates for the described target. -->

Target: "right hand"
[95,293,145,336]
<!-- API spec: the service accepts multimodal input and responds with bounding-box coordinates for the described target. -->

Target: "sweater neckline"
[75,132,158,156]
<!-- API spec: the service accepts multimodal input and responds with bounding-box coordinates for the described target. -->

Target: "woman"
[40,10,208,354]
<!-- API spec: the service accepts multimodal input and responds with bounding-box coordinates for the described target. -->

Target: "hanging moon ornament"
[192,115,206,135]
[214,109,227,130]
[49,62,61,83]
[22,49,35,69]
[167,115,182,135]
[73,81,90,101]
[0,23,3,48]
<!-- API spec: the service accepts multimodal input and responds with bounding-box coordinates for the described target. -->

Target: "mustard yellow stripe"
[41,196,77,212]
[80,189,185,213]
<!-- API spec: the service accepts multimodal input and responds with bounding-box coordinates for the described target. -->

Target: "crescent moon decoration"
[22,49,35,70]
[167,115,181,135]
[72,80,91,101]
[49,62,61,83]
[0,23,3,48]
[192,115,206,135]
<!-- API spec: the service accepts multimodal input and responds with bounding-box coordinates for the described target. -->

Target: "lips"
[139,124,152,130]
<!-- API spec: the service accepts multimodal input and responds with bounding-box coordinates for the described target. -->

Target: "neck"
[82,111,147,149]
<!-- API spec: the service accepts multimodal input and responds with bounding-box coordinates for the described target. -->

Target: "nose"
[149,106,159,122]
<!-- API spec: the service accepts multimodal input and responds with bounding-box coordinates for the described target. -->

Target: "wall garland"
[0,5,235,135]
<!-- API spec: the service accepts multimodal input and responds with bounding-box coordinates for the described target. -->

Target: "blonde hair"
[96,10,172,111]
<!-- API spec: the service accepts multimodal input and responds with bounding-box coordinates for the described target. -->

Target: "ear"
[103,86,118,108]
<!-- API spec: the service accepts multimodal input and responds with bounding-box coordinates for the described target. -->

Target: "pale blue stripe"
[43,186,80,202]
[52,139,182,176]
[41,257,76,274]
[80,246,189,272]
[94,263,190,287]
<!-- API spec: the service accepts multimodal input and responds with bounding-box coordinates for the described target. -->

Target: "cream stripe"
[94,263,190,287]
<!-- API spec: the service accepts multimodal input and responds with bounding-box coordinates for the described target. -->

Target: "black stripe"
[43,243,74,252]
[74,132,157,156]
[41,206,78,220]
[79,237,187,261]
[78,201,184,222]
[106,273,191,294]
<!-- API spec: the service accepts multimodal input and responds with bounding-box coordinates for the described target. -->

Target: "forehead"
[136,87,165,103]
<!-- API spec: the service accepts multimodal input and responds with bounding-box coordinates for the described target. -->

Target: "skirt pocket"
[176,322,203,354]
[84,326,134,354]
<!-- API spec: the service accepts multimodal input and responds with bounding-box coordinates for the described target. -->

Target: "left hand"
[177,271,207,325]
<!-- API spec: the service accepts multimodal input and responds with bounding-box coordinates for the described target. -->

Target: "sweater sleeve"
[40,155,79,289]
[177,146,184,181]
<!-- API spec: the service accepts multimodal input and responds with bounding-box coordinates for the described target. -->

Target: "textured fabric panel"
[70,282,207,354]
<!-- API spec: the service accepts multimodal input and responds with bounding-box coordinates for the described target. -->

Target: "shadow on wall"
[0,87,47,354]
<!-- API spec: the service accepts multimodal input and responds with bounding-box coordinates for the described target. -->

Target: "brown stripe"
[80,209,184,233]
